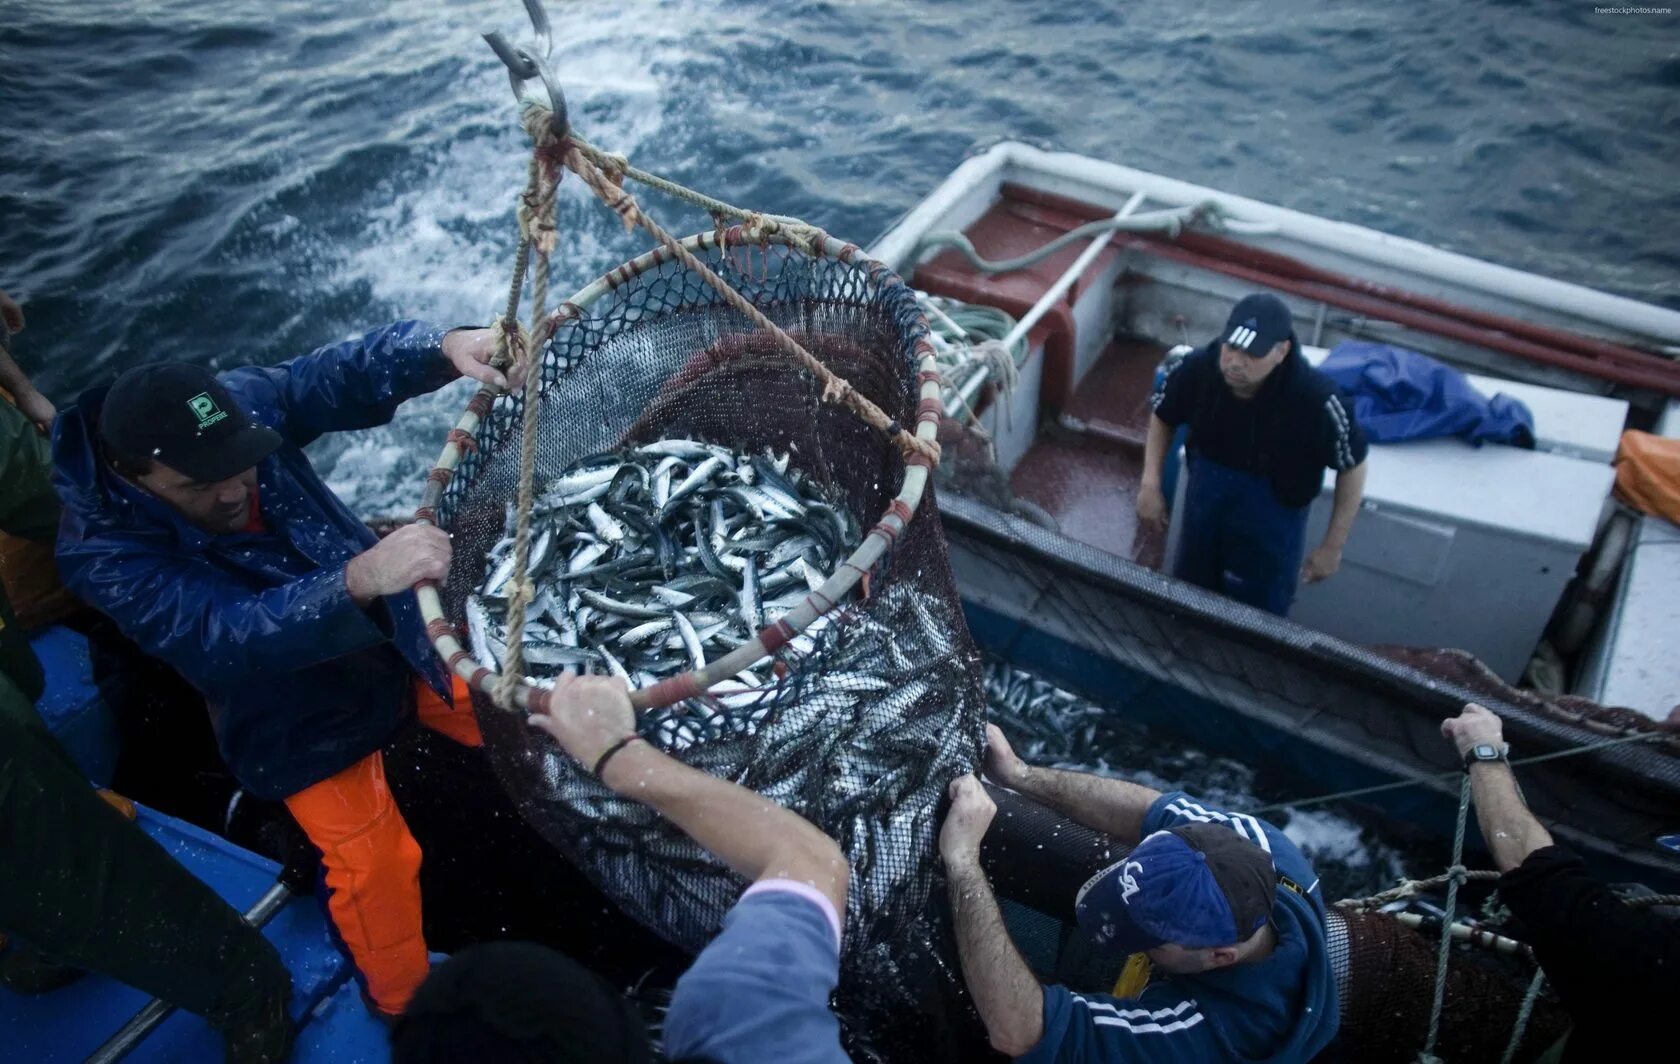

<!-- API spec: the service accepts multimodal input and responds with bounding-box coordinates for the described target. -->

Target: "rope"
[568,136,824,255]
[1336,869,1502,911]
[494,134,562,710]
[485,104,942,705]
[1626,893,1680,908]
[1417,774,1475,1064]
[535,111,939,467]
[1248,729,1668,816]
[1499,969,1547,1064]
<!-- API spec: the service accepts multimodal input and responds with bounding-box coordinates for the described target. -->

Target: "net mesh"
[431,240,986,1052]
[1326,909,1570,1062]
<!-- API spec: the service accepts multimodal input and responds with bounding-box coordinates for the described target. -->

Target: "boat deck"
[1009,337,1169,564]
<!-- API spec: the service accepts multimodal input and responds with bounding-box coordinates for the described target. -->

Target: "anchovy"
[672,611,705,670]
[662,456,729,515]
[466,439,865,752]
[586,502,625,545]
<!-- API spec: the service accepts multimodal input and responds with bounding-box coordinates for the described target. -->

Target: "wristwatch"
[1462,742,1509,770]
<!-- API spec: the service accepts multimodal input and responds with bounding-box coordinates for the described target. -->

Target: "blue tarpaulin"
[1318,342,1535,448]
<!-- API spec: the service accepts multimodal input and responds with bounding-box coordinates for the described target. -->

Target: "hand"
[983,723,1029,789]
[442,327,528,392]
[526,674,637,771]
[1441,702,1506,760]
[345,523,451,602]
[1301,542,1342,584]
[0,291,23,336]
[1136,483,1167,532]
[939,774,997,868]
[13,386,54,431]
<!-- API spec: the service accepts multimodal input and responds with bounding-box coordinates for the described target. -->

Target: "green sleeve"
[0,398,59,542]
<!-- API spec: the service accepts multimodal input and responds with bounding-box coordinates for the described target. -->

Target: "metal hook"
[484,0,568,140]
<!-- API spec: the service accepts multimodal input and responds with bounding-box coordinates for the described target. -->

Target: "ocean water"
[5,0,1674,891]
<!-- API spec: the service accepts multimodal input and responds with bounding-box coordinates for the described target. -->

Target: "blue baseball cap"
[1222,293,1294,357]
[1074,823,1278,954]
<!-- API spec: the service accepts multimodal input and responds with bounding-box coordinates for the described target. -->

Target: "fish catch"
[467,438,863,747]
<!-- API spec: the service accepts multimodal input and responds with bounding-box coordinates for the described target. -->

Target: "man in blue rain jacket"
[52,320,521,1018]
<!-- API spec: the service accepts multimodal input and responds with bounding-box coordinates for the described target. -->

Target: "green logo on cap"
[188,392,228,429]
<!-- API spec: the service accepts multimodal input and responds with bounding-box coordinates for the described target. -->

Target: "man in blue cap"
[1138,293,1368,616]
[940,725,1338,1062]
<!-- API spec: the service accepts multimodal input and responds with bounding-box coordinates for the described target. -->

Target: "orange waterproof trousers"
[282,675,480,1016]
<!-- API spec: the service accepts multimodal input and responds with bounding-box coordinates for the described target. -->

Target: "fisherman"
[52,320,526,1020]
[940,724,1337,1061]
[1440,702,1680,1060]
[1138,293,1368,616]
[0,289,294,1060]
[391,672,850,1063]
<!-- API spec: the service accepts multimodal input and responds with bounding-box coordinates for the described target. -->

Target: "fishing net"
[981,782,1574,1061]
[938,496,1680,885]
[1325,909,1570,1063]
[419,229,986,1053]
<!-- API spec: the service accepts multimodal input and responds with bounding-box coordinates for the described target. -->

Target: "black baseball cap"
[1074,822,1278,954]
[99,362,282,483]
[1222,293,1294,357]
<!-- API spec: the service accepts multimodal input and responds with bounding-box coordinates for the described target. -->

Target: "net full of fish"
[466,438,863,748]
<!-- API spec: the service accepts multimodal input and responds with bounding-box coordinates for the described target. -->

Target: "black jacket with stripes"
[1152,339,1368,509]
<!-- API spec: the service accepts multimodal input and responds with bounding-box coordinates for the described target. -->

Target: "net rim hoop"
[412,226,942,715]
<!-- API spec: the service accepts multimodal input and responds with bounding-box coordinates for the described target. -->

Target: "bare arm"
[941,776,1046,1057]
[1136,414,1174,532]
[604,739,847,909]
[1441,703,1552,872]
[1304,459,1367,583]
[530,677,847,913]
[984,724,1161,845]
[1142,414,1172,495]
[1467,761,1553,872]
[0,292,54,429]
[1324,460,1367,549]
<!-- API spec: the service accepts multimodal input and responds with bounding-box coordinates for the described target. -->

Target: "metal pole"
[945,190,1146,417]
[86,881,293,1064]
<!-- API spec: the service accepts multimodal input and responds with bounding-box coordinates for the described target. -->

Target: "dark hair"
[389,942,653,1064]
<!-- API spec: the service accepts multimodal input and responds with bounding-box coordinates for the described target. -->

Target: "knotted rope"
[525,108,939,468]
[492,136,562,710]
[1416,775,1475,1064]
[488,104,940,707]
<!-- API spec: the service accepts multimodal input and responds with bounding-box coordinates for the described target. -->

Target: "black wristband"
[592,734,644,779]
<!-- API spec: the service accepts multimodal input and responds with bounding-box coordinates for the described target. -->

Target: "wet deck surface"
[1009,338,1168,564]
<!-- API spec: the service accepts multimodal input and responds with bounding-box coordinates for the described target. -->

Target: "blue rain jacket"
[52,321,457,799]
[1318,342,1534,448]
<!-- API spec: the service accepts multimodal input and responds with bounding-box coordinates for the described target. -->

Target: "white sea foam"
[309,2,703,517]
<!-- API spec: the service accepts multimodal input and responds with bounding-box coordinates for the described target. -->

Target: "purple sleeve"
[662,883,847,1064]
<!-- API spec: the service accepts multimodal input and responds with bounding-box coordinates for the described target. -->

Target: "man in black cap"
[1138,293,1368,616]
[52,320,522,1019]
[939,725,1338,1062]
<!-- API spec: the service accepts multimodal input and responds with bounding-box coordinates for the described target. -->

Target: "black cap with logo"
[99,363,282,483]
[1222,293,1295,357]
